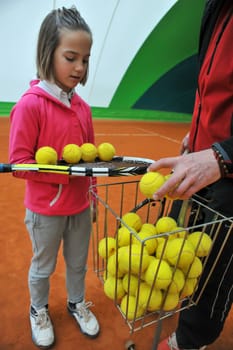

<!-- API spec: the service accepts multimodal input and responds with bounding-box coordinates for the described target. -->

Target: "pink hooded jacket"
[9,81,96,216]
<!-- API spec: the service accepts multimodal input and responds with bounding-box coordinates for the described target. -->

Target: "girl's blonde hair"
[36,6,92,85]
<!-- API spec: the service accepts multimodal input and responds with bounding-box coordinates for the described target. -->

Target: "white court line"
[96,132,180,144]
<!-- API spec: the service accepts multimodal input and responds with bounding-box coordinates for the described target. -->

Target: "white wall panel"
[0,0,176,106]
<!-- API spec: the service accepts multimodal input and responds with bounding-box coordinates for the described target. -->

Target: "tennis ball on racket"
[98,237,116,259]
[122,273,140,296]
[107,253,125,277]
[104,276,125,301]
[133,231,157,255]
[156,216,178,235]
[166,238,195,268]
[119,244,150,274]
[187,231,212,257]
[137,282,162,311]
[120,295,145,320]
[139,171,165,199]
[35,146,58,165]
[121,212,142,232]
[181,256,203,278]
[162,292,179,311]
[80,143,97,162]
[167,268,185,294]
[180,278,198,298]
[97,142,116,161]
[117,226,137,247]
[144,258,172,289]
[62,143,82,164]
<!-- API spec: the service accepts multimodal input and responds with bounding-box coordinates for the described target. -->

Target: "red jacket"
[189,1,233,154]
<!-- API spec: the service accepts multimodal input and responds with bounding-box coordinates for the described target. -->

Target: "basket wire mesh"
[89,180,233,339]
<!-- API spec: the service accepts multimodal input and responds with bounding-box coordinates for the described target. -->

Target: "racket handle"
[0,163,12,172]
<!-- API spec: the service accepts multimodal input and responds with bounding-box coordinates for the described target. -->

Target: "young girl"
[9,6,99,348]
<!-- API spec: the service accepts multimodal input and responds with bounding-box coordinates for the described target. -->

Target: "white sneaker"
[67,300,100,338]
[165,333,207,350]
[30,305,55,348]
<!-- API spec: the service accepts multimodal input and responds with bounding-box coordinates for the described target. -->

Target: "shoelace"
[76,301,94,322]
[35,309,50,329]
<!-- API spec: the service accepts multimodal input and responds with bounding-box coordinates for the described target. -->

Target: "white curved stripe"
[0,0,177,104]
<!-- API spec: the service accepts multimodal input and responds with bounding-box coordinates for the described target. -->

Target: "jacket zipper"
[50,184,63,207]
[191,97,201,152]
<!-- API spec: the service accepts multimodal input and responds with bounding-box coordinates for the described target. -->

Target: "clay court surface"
[0,118,232,350]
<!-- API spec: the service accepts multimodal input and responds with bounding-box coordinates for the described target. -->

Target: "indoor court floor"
[0,117,232,350]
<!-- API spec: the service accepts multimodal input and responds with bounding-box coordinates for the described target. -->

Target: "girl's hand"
[147,149,221,200]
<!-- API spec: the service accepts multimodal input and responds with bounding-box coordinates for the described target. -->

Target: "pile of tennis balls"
[98,213,212,320]
[35,142,116,164]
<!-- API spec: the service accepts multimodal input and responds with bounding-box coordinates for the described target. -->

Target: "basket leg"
[151,317,163,350]
[125,339,135,350]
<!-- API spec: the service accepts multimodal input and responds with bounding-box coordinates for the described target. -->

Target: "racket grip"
[0,163,12,172]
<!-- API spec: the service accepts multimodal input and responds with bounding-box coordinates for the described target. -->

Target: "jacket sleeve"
[9,97,69,185]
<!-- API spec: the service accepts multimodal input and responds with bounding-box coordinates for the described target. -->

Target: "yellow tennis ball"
[156,216,178,235]
[180,278,198,298]
[140,223,157,236]
[162,292,180,311]
[97,142,116,161]
[144,258,172,289]
[35,146,58,165]
[167,268,185,294]
[181,256,203,278]
[120,295,145,320]
[107,253,125,277]
[187,231,212,257]
[156,236,166,246]
[121,212,142,232]
[104,276,125,301]
[102,270,108,281]
[62,143,82,164]
[156,239,169,260]
[137,282,162,311]
[140,255,157,280]
[175,227,189,239]
[98,237,116,259]
[139,171,165,199]
[117,226,137,247]
[166,238,195,268]
[122,273,140,296]
[118,244,150,274]
[80,143,97,162]
[133,231,157,255]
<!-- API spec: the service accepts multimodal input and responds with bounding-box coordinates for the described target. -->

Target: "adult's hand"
[147,149,221,200]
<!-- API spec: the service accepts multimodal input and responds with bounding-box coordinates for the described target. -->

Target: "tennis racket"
[0,156,153,177]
